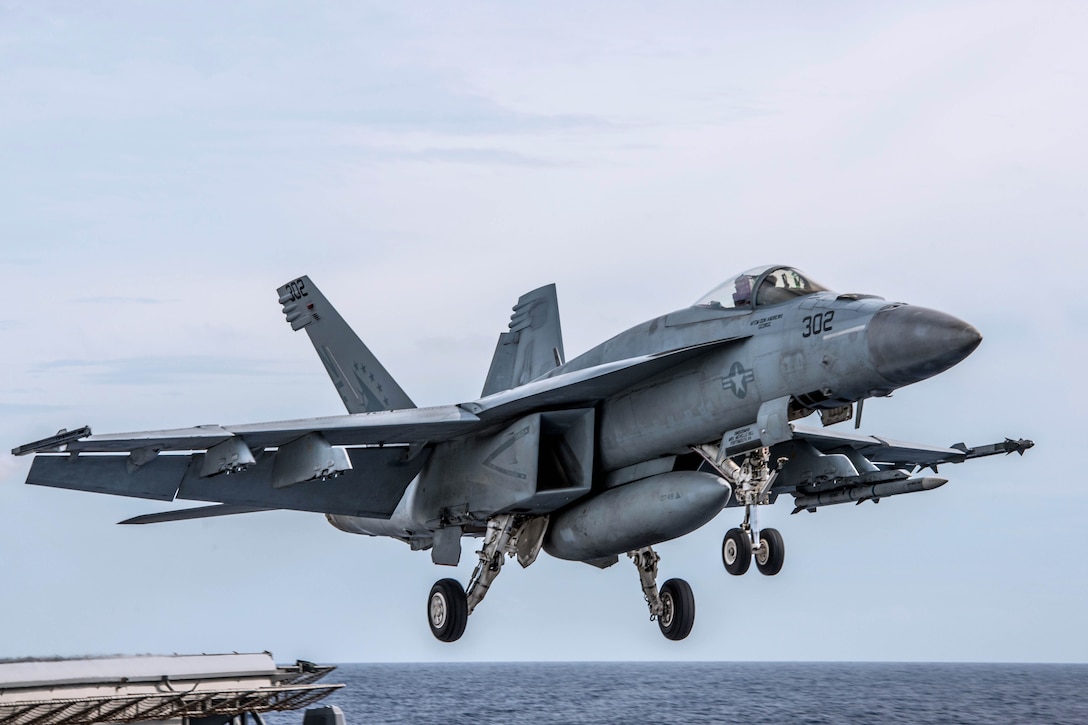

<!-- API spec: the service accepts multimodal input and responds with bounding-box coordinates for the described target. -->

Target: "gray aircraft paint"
[14,265,1030,640]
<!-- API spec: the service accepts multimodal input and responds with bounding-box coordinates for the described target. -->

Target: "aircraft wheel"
[657,578,695,641]
[755,528,785,576]
[722,528,752,576]
[427,578,468,643]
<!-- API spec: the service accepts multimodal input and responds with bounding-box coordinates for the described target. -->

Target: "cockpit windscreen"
[695,266,828,309]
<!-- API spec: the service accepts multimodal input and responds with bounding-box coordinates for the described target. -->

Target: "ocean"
[263,662,1088,724]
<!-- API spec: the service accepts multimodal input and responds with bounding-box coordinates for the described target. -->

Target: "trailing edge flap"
[278,275,415,413]
[120,504,273,525]
[26,447,427,519]
[482,284,565,396]
[467,335,751,421]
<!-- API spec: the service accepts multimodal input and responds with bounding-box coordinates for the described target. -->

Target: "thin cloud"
[30,356,301,385]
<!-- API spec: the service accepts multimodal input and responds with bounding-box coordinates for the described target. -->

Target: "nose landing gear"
[721,522,786,577]
[694,444,788,578]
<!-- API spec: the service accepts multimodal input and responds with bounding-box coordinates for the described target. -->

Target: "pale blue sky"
[1,1,1085,663]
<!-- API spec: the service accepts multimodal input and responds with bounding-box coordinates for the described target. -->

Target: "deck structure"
[0,653,341,725]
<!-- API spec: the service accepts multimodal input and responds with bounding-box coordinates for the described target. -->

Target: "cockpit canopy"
[695,266,829,309]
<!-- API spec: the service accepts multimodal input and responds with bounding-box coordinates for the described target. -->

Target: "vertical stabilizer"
[278,276,415,413]
[482,284,565,396]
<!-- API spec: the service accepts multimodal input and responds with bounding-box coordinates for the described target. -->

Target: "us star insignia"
[722,362,755,398]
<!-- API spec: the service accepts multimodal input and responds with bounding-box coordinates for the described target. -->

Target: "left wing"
[765,424,1033,513]
[788,424,1034,470]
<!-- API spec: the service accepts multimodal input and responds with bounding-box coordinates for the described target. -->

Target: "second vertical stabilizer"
[482,284,565,396]
[278,276,415,413]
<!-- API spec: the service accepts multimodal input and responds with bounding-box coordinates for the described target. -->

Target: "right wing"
[14,339,748,520]
[25,444,431,519]
[16,406,480,520]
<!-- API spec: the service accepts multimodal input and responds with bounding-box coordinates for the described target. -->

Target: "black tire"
[427,578,468,642]
[755,528,785,576]
[658,578,695,641]
[722,527,752,576]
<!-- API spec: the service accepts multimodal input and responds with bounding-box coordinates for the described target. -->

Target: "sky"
[1,1,1085,664]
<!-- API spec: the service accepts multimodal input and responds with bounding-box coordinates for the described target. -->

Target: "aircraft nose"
[867,305,982,386]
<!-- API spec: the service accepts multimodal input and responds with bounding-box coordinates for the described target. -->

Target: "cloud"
[29,356,299,385]
[67,297,169,305]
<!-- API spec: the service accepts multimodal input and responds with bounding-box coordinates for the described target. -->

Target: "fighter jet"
[13,266,1032,642]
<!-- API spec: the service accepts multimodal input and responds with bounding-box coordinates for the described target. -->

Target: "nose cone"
[867,305,982,386]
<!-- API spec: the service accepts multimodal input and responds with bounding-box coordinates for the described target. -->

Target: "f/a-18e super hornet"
[14,266,1032,642]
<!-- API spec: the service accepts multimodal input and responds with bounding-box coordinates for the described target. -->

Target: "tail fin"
[482,283,565,396]
[278,276,415,413]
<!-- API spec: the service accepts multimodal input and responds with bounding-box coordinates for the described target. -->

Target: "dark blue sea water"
[264,662,1088,725]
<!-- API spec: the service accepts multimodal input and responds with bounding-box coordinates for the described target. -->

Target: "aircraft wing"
[53,405,480,453]
[15,338,746,520]
[762,424,1033,512]
[14,407,479,520]
[788,424,1034,470]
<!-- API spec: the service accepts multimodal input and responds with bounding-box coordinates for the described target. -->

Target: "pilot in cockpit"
[732,275,752,307]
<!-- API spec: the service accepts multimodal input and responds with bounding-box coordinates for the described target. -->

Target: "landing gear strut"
[426,513,547,643]
[694,444,788,577]
[629,547,695,640]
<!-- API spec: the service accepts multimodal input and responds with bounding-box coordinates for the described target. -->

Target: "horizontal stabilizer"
[278,275,415,413]
[120,504,273,525]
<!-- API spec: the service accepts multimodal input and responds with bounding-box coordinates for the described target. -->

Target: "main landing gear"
[425,514,699,643]
[629,547,695,640]
[426,513,548,643]
[693,444,788,578]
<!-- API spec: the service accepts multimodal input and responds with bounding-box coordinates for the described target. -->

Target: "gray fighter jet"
[14,266,1032,642]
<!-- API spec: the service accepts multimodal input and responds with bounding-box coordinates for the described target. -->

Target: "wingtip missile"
[1008,438,1034,456]
[11,426,92,456]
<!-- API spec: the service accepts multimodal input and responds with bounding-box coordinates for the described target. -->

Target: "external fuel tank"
[543,470,730,561]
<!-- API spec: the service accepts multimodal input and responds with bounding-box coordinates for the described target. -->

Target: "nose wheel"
[722,525,785,576]
[721,528,751,575]
[754,527,785,575]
